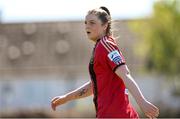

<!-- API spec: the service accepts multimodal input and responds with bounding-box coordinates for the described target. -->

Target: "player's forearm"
[115,65,146,105]
[122,74,146,105]
[66,81,93,102]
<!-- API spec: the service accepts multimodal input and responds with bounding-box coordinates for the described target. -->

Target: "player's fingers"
[51,97,59,102]
[51,103,54,110]
[148,111,157,118]
[54,98,62,105]
[146,114,152,118]
[146,113,152,119]
[147,111,158,119]
[51,97,60,104]
[51,101,55,110]
[151,105,159,113]
[51,99,59,111]
[150,106,159,117]
[145,110,157,119]
[155,111,159,118]
[53,105,56,111]
[154,108,159,117]
[155,107,159,116]
[51,102,56,111]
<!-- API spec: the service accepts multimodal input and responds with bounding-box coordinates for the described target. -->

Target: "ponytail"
[99,6,110,16]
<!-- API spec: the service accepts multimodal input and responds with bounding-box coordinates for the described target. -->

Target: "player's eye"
[90,21,95,25]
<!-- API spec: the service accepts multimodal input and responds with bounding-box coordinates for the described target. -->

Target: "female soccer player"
[51,6,159,118]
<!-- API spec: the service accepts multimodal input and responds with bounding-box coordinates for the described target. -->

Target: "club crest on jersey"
[108,50,122,64]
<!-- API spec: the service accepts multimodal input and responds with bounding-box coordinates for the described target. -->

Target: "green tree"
[130,0,180,77]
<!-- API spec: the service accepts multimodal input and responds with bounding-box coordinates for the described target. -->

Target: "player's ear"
[103,23,108,31]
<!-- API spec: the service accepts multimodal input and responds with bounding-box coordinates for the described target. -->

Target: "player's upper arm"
[115,64,130,80]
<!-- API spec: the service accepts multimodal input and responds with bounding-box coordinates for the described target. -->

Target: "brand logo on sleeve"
[108,50,122,64]
[125,88,128,95]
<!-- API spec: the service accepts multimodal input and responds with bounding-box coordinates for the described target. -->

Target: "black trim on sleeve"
[113,63,125,72]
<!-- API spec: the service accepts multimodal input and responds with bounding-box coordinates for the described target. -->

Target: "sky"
[0,0,155,23]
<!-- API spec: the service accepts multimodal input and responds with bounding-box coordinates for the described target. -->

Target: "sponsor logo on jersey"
[108,50,122,64]
[125,88,128,95]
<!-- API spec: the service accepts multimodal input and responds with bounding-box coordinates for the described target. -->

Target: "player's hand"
[51,95,68,111]
[140,99,159,118]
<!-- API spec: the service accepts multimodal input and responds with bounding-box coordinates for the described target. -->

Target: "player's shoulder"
[99,35,118,53]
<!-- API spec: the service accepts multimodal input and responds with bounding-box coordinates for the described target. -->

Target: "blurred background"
[0,0,180,118]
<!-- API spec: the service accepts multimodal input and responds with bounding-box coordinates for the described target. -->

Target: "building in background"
[0,20,140,117]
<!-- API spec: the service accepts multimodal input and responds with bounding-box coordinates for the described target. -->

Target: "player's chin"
[87,35,93,40]
[86,34,91,38]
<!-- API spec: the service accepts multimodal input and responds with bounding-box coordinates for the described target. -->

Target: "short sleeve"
[106,48,126,72]
[99,36,126,72]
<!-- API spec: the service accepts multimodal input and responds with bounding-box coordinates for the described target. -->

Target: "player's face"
[85,14,107,42]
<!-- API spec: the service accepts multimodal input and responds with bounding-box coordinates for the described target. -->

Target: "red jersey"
[89,36,139,118]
